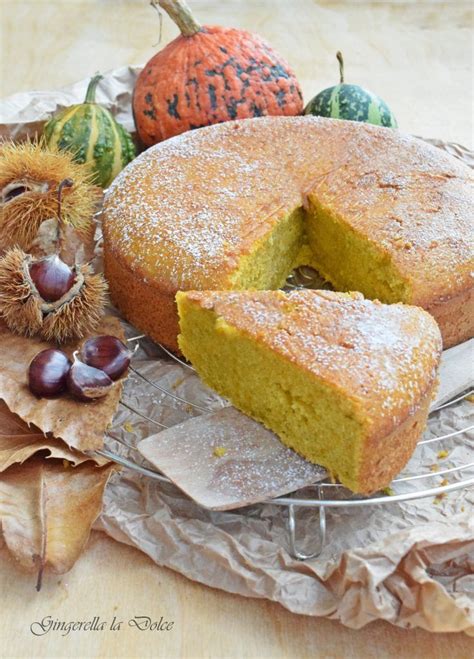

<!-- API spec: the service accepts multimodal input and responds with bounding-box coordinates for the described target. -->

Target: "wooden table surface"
[0,2,473,658]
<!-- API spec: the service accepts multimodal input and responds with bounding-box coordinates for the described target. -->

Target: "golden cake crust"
[103,116,473,349]
[357,385,434,494]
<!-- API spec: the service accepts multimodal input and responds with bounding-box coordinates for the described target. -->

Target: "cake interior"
[230,207,307,290]
[229,198,412,304]
[306,197,412,303]
[177,293,367,492]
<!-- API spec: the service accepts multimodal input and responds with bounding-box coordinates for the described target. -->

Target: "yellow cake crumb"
[382,487,395,496]
[123,422,134,433]
[437,450,449,459]
[213,446,227,458]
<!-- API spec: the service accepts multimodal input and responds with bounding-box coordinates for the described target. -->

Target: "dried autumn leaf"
[30,216,97,266]
[0,315,124,451]
[0,400,106,471]
[0,456,115,586]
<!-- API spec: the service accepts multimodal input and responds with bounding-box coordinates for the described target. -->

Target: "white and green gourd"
[44,74,136,188]
[304,52,398,128]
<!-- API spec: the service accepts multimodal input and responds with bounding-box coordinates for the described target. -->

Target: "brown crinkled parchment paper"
[1,68,473,632]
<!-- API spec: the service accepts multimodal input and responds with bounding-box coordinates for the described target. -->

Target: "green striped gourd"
[304,52,398,128]
[44,75,136,188]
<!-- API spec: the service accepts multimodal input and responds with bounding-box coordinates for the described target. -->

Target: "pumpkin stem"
[336,51,344,84]
[157,0,202,37]
[84,74,103,103]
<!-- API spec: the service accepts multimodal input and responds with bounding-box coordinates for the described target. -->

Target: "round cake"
[102,116,473,351]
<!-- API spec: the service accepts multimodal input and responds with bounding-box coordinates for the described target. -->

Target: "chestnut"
[79,335,133,381]
[67,353,114,402]
[28,349,71,398]
[26,178,76,304]
[29,254,76,303]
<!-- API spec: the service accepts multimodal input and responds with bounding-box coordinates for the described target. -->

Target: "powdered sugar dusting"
[104,119,302,288]
[103,116,473,298]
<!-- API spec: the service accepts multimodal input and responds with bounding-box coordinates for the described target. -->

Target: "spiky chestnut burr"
[0,246,108,342]
[0,180,107,343]
[0,140,98,254]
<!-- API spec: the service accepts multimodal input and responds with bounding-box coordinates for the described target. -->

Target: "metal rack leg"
[286,503,327,560]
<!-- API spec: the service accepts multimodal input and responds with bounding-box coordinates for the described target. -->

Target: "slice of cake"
[177,289,442,493]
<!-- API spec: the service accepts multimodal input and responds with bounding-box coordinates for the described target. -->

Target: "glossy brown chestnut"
[67,354,114,402]
[28,348,71,398]
[29,254,76,303]
[80,335,132,381]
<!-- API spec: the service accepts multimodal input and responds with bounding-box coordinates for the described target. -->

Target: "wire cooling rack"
[93,272,474,560]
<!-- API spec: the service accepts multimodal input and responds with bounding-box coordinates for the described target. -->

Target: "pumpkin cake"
[177,289,442,494]
[102,116,473,351]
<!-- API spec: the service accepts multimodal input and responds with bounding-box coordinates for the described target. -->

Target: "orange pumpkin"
[133,0,303,146]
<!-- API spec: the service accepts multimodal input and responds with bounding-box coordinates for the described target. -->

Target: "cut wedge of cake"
[177,289,442,493]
